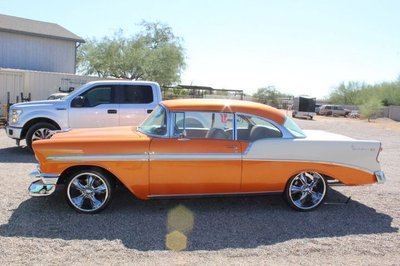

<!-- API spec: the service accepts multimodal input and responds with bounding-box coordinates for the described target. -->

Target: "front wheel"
[25,122,57,152]
[284,171,327,211]
[64,170,113,214]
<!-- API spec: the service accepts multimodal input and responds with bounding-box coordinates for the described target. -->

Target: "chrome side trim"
[47,153,149,161]
[149,190,282,198]
[150,153,241,161]
[47,152,241,162]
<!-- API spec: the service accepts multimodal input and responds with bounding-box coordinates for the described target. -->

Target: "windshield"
[138,105,167,136]
[283,117,306,138]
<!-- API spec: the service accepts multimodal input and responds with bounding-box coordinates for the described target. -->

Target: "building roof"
[0,14,84,43]
[162,99,286,125]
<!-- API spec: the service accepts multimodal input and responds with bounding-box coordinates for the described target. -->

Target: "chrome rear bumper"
[28,169,59,196]
[374,170,386,184]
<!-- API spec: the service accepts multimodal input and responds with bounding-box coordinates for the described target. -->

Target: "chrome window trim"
[161,109,296,141]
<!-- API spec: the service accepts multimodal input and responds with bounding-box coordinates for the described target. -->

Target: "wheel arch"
[59,165,118,187]
[21,118,61,139]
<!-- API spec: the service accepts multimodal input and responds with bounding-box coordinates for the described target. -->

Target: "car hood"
[32,126,151,162]
[50,126,146,141]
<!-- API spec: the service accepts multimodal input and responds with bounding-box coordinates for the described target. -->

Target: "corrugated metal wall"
[0,68,104,116]
[0,31,76,73]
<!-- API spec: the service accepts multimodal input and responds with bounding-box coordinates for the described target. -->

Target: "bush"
[359,98,383,122]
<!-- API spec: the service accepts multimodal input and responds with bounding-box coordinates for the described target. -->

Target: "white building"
[0,13,84,73]
[0,14,104,117]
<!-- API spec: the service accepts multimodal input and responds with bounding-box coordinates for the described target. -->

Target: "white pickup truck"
[5,80,162,150]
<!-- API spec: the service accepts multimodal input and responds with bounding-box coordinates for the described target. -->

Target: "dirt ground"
[0,116,399,265]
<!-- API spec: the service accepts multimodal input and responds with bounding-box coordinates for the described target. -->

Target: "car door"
[149,111,243,196]
[69,85,119,128]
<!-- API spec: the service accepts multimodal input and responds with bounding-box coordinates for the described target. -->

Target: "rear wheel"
[284,171,327,211]
[64,169,113,214]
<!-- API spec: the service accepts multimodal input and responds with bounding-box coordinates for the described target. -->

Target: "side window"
[173,112,234,140]
[80,86,114,107]
[238,114,282,141]
[122,85,154,104]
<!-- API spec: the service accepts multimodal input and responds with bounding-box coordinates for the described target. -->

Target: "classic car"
[29,99,385,213]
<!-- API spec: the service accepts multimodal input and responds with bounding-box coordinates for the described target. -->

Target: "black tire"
[284,171,327,211]
[26,122,57,152]
[64,169,113,214]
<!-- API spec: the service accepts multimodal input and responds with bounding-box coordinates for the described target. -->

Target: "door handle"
[107,109,117,114]
[147,109,153,114]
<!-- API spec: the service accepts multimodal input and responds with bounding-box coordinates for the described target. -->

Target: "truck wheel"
[26,122,57,152]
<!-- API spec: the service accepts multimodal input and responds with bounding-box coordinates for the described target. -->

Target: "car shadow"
[0,146,35,163]
[0,188,396,251]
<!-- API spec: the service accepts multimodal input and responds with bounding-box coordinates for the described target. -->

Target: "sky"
[1,0,400,98]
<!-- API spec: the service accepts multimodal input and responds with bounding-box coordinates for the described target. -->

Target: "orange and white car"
[29,99,385,213]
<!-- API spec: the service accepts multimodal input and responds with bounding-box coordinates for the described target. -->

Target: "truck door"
[69,85,119,128]
[118,84,158,127]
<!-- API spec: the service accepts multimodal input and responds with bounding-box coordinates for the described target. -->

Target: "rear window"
[122,85,154,104]
[283,117,306,138]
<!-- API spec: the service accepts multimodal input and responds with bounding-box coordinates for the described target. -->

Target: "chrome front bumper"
[374,170,386,184]
[28,168,59,196]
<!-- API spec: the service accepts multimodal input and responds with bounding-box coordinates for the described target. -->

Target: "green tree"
[329,81,363,105]
[359,97,383,122]
[253,86,291,107]
[329,78,400,106]
[77,21,186,88]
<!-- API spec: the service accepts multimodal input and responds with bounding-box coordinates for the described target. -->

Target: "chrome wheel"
[66,171,111,213]
[31,128,53,141]
[286,171,327,211]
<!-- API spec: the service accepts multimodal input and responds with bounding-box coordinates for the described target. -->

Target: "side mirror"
[71,96,85,107]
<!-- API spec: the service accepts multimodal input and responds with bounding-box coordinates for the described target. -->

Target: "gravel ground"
[0,116,399,265]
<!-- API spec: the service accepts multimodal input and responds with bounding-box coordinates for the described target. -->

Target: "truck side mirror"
[71,96,85,107]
